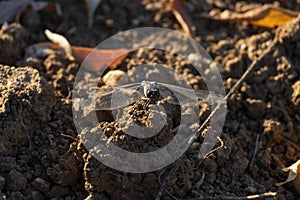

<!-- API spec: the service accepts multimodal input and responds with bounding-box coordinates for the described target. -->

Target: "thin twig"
[203,136,224,159]
[60,133,77,141]
[181,191,277,200]
[155,158,182,200]
[155,34,278,200]
[250,134,260,171]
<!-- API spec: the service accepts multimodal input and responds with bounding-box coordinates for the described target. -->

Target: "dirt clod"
[0,65,55,155]
[244,98,266,119]
[0,23,27,65]
[6,169,28,191]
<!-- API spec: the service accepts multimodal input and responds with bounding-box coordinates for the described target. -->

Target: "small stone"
[6,169,28,191]
[0,191,6,199]
[32,178,50,192]
[246,186,257,194]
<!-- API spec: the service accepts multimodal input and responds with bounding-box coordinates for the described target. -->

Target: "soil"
[0,0,300,199]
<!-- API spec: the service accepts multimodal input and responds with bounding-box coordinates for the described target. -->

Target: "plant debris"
[199,3,300,29]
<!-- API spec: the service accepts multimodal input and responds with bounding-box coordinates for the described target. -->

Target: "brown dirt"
[0,0,299,199]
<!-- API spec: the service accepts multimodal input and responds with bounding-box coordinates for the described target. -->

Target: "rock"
[32,178,50,192]
[246,186,257,194]
[6,169,28,191]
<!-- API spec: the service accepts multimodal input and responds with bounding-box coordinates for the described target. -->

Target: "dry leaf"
[25,42,129,72]
[71,46,129,72]
[84,0,102,28]
[199,4,300,29]
[276,159,300,195]
[168,0,195,38]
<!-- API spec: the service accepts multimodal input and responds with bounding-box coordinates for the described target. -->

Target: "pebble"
[32,177,50,192]
[0,191,6,199]
[246,186,257,194]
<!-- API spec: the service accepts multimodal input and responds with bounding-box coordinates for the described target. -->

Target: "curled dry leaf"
[84,0,102,28]
[276,159,300,195]
[168,0,195,38]
[32,29,129,73]
[25,42,129,72]
[199,4,300,29]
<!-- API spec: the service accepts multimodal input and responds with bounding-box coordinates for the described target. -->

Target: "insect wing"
[93,82,143,110]
[159,83,225,105]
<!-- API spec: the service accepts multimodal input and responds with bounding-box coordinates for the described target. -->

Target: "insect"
[92,81,226,110]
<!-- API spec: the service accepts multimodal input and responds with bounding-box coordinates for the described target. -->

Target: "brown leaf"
[276,159,300,195]
[199,4,300,29]
[25,42,129,72]
[71,46,129,72]
[168,0,195,38]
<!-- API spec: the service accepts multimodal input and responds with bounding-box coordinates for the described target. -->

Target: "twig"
[181,191,277,200]
[203,136,224,159]
[192,171,206,190]
[250,134,260,171]
[60,133,77,141]
[155,33,278,200]
[155,158,182,200]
